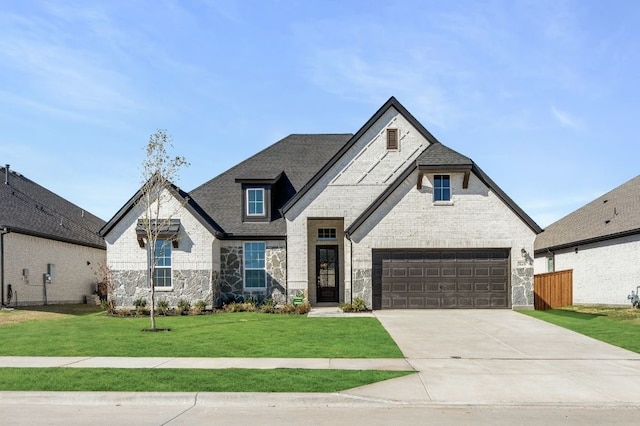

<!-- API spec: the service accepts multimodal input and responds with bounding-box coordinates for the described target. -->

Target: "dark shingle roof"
[189,134,352,237]
[535,174,640,253]
[416,143,473,168]
[0,166,105,249]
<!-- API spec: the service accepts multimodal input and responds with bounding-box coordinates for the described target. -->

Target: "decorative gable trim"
[281,96,443,216]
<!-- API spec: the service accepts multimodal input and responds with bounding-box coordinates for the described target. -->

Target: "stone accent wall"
[111,269,212,309]
[512,263,534,307]
[216,242,286,306]
[352,268,372,307]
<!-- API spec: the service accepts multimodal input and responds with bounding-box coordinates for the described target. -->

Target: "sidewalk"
[0,356,412,371]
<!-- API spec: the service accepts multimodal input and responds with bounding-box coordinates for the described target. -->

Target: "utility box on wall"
[47,263,55,283]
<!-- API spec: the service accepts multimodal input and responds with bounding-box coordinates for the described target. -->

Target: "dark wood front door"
[316,245,339,303]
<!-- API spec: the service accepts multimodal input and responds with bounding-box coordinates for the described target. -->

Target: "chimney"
[4,164,9,185]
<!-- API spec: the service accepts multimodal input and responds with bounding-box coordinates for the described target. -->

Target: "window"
[547,255,555,272]
[318,228,337,240]
[153,239,172,288]
[244,242,266,289]
[247,188,265,216]
[434,175,451,202]
[386,128,398,150]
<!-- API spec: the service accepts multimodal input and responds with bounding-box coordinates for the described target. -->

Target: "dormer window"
[434,175,450,202]
[240,184,271,222]
[236,173,282,223]
[247,188,265,216]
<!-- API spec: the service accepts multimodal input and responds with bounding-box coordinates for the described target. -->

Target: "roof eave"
[534,227,640,254]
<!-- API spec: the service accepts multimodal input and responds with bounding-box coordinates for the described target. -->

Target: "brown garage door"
[372,249,510,309]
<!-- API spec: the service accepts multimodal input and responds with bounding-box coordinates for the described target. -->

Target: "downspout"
[345,233,353,304]
[1,226,8,307]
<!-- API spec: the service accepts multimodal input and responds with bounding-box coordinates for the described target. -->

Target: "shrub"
[260,298,276,314]
[176,299,191,315]
[294,301,311,315]
[133,298,147,308]
[340,297,368,313]
[192,300,207,315]
[278,303,297,314]
[157,300,170,316]
[224,301,257,313]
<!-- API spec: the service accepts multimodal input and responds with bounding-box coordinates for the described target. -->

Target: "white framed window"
[547,255,555,272]
[434,175,451,202]
[318,228,337,240]
[153,239,172,288]
[246,188,265,216]
[244,242,266,289]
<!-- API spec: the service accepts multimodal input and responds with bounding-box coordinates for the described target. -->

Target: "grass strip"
[520,308,640,354]
[0,368,413,392]
[0,312,403,358]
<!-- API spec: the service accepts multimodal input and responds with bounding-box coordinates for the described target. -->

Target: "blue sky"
[1,0,638,227]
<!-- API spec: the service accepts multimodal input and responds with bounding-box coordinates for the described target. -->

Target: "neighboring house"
[534,175,640,305]
[101,97,541,310]
[0,165,106,306]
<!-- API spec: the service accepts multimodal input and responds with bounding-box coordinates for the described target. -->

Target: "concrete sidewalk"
[0,356,412,371]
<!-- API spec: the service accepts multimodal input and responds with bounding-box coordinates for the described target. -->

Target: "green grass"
[520,306,640,354]
[0,310,403,358]
[0,368,413,392]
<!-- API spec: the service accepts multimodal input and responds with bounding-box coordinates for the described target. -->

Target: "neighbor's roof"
[0,165,105,249]
[189,134,352,238]
[535,174,640,253]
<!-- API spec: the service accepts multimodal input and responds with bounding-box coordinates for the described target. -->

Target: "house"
[0,165,106,306]
[101,97,541,310]
[534,174,640,305]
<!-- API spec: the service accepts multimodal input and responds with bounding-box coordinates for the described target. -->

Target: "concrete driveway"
[344,310,640,405]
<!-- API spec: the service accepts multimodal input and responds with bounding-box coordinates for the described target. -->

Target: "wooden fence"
[533,269,573,310]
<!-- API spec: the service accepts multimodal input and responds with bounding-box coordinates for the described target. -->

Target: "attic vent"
[386,129,398,150]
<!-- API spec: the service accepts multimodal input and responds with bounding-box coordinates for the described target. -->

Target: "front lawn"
[0,368,413,392]
[520,306,640,354]
[0,307,403,358]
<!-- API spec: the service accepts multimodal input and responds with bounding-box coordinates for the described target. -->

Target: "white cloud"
[551,105,582,129]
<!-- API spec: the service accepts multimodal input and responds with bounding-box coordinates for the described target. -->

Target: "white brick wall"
[3,232,105,305]
[105,188,217,276]
[534,234,640,305]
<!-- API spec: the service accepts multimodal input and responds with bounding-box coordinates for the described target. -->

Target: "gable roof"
[345,143,543,237]
[281,97,442,215]
[0,165,105,249]
[99,177,224,238]
[189,134,352,238]
[535,174,640,253]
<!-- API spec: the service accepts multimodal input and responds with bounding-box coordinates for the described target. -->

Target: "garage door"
[372,249,510,309]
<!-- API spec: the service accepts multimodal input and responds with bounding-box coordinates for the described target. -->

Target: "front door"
[316,245,339,303]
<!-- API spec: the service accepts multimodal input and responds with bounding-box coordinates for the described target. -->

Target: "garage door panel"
[376,249,510,309]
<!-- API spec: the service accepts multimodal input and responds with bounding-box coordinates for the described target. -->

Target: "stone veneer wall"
[111,269,212,309]
[351,268,372,307]
[512,262,534,307]
[217,241,286,306]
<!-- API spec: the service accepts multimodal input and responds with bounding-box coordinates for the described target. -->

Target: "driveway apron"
[343,310,640,405]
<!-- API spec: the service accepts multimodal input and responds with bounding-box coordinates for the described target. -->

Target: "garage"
[372,249,510,309]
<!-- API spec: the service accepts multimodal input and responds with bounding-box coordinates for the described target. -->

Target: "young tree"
[138,130,188,330]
